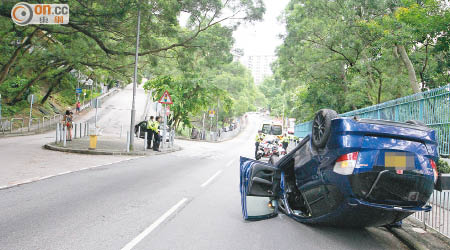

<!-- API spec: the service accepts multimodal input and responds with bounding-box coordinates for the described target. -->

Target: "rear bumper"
[348,198,431,213]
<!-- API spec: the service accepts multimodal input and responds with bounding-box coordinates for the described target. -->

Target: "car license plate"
[385,152,414,169]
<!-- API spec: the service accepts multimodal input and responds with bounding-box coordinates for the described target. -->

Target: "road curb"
[387,226,429,250]
[43,143,182,156]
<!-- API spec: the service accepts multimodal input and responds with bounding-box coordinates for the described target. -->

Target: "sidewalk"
[388,217,450,250]
[44,136,180,156]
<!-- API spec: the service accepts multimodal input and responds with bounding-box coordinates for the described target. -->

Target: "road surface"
[0,114,407,250]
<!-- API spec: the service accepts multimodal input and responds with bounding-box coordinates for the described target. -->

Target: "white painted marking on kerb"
[121,198,188,250]
[200,170,222,188]
[226,159,234,167]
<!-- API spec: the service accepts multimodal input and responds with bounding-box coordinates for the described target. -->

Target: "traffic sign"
[76,88,82,94]
[158,90,173,104]
[209,110,215,117]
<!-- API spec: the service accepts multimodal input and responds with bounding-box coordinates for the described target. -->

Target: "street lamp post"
[129,6,141,151]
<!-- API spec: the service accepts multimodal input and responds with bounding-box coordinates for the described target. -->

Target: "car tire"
[405,120,427,127]
[312,109,338,148]
[269,155,279,165]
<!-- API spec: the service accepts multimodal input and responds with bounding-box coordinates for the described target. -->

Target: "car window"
[271,125,282,135]
[262,124,271,134]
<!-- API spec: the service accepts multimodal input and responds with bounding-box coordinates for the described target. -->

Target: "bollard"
[63,125,67,147]
[126,131,130,152]
[74,123,77,139]
[87,123,90,136]
[144,131,147,151]
[84,123,87,137]
[137,126,141,138]
[120,124,123,138]
[56,123,59,143]
[60,123,63,142]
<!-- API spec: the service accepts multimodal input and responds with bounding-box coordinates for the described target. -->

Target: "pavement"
[0,83,148,189]
[44,136,180,156]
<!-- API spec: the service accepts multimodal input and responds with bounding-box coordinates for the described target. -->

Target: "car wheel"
[312,109,338,148]
[405,120,427,127]
[269,155,279,165]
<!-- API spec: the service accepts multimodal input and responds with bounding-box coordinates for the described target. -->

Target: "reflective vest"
[282,136,289,143]
[147,120,154,130]
[255,134,265,142]
[153,121,160,133]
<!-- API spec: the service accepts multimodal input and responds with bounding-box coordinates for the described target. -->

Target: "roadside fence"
[0,88,120,136]
[413,190,450,238]
[187,115,247,142]
[294,83,450,156]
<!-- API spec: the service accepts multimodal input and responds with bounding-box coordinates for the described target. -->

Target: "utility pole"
[129,6,141,151]
[216,98,219,132]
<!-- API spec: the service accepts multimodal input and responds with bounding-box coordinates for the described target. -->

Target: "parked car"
[240,109,439,227]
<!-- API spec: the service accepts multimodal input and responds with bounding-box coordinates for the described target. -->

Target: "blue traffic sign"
[76,88,82,94]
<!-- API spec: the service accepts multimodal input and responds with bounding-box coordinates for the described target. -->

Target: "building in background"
[241,55,276,85]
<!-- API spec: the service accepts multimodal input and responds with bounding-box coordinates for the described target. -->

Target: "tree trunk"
[0,28,39,85]
[41,66,73,104]
[10,65,50,104]
[396,45,421,94]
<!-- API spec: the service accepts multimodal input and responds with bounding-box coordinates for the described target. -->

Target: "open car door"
[240,157,280,220]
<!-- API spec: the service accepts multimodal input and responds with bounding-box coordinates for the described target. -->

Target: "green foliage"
[0,0,265,119]
[271,0,450,123]
[438,159,450,174]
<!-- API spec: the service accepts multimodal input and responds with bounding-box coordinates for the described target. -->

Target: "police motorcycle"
[256,137,285,161]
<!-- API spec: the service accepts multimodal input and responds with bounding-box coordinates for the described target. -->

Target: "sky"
[233,0,290,56]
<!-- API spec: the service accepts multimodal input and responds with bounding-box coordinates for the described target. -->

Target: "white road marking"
[0,157,143,190]
[200,170,223,188]
[226,159,234,167]
[121,198,188,250]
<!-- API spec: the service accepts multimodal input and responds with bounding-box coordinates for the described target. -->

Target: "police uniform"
[146,119,154,149]
[152,120,161,151]
[255,133,265,157]
[282,136,289,150]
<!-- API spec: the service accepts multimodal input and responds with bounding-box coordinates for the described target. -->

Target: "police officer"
[255,130,265,158]
[152,116,161,151]
[146,116,154,149]
[282,133,289,151]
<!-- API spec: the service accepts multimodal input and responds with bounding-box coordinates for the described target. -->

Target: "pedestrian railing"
[413,190,450,238]
[294,83,450,156]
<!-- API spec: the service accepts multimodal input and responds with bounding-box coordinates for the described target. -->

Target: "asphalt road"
[0,114,407,250]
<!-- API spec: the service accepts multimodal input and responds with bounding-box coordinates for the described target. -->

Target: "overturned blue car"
[240,109,439,227]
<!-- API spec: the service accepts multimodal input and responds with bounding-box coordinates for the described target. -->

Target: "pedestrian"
[152,116,161,151]
[146,116,154,149]
[76,101,81,114]
[63,110,73,141]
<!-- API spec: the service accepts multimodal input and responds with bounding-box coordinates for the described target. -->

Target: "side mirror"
[245,196,277,218]
[258,130,262,133]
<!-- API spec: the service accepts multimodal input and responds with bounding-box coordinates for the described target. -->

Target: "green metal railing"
[294,84,450,156]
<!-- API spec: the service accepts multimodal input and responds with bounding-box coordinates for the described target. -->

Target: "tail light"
[430,159,438,184]
[333,152,359,175]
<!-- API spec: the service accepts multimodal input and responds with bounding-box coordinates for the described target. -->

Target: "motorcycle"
[255,139,286,161]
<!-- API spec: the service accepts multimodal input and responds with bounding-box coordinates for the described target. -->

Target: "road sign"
[27,94,35,104]
[76,88,82,94]
[158,90,173,104]
[209,110,215,117]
